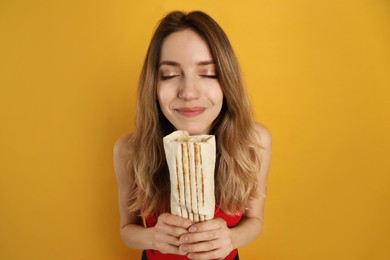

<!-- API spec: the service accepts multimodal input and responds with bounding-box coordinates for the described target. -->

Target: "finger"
[155,243,188,256]
[155,222,189,238]
[180,240,218,253]
[180,230,217,243]
[187,249,227,260]
[188,218,226,233]
[159,213,193,228]
[154,231,182,246]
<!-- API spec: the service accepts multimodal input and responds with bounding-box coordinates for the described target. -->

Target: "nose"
[178,76,200,101]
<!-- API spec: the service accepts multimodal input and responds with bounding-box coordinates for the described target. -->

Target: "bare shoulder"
[113,132,133,157]
[113,132,133,179]
[254,122,272,150]
[254,123,272,181]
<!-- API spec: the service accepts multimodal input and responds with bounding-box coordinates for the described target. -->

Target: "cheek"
[156,85,167,105]
[208,84,224,105]
[157,84,175,109]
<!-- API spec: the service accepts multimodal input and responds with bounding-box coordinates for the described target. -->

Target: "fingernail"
[189,226,196,232]
[185,221,192,227]
[180,246,188,252]
[180,236,188,242]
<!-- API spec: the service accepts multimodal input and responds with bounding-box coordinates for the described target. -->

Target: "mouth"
[175,107,205,118]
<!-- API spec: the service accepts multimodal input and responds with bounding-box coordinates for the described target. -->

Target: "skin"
[113,29,272,259]
[157,29,224,135]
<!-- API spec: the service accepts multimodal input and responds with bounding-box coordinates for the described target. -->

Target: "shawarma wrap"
[163,130,215,222]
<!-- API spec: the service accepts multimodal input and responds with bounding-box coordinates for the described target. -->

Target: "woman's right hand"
[152,213,193,255]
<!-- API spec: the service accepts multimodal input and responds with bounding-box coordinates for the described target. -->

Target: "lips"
[175,107,205,117]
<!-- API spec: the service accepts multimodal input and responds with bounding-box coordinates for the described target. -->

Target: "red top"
[144,206,243,260]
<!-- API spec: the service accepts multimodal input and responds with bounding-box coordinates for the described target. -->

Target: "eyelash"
[161,75,178,80]
[202,75,219,79]
[160,74,219,80]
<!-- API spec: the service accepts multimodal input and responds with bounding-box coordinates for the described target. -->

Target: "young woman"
[114,11,272,260]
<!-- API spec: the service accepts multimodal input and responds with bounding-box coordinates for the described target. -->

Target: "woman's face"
[157,29,223,135]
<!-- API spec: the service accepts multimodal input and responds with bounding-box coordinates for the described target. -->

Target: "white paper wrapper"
[163,130,216,222]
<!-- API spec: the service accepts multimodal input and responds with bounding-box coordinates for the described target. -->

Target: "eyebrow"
[158,60,215,67]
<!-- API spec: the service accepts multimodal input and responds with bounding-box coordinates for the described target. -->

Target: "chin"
[175,126,210,136]
[188,130,207,135]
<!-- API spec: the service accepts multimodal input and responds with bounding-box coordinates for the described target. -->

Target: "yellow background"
[1,0,389,259]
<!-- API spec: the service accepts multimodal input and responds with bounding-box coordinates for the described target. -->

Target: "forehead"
[159,29,213,62]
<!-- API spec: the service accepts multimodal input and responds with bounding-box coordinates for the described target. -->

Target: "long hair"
[128,11,261,217]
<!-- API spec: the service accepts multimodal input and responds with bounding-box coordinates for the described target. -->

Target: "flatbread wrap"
[163,130,216,222]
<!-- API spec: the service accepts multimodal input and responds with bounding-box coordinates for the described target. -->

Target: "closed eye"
[161,75,179,80]
[200,75,219,79]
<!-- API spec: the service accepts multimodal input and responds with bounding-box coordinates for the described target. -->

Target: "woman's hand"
[179,218,233,260]
[152,213,193,255]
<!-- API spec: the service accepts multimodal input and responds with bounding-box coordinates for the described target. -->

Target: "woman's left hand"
[179,218,233,260]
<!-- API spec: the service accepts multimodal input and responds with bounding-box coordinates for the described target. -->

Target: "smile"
[175,107,206,118]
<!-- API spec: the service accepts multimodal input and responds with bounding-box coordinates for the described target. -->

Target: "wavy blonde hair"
[128,11,261,217]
